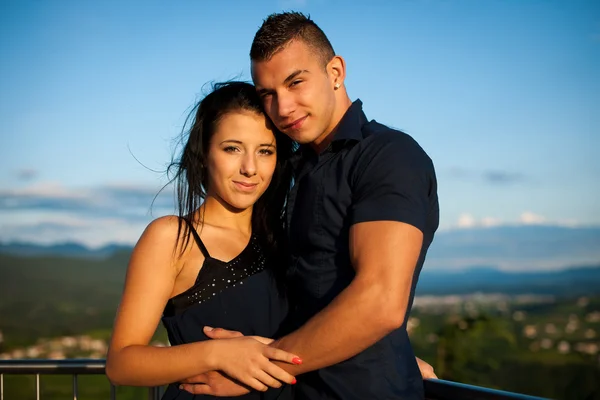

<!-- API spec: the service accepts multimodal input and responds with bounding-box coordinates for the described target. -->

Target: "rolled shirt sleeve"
[349,131,435,233]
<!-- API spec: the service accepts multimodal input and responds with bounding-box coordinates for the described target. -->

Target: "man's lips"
[281,115,307,130]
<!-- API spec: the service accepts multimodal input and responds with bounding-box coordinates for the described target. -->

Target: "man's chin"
[286,131,316,144]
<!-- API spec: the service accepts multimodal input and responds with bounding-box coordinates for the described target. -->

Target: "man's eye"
[290,80,302,87]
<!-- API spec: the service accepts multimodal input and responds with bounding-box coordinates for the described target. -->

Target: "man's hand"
[416,357,437,379]
[203,326,245,339]
[179,371,250,396]
[179,327,299,396]
[202,326,437,380]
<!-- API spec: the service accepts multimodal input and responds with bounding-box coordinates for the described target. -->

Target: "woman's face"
[205,110,278,211]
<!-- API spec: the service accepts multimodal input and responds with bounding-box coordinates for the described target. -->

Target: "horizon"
[2,223,599,272]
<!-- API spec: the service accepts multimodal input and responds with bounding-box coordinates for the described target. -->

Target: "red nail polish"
[291,378,297,384]
[292,357,302,365]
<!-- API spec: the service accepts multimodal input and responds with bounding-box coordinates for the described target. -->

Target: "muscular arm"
[272,220,423,374]
[273,132,434,374]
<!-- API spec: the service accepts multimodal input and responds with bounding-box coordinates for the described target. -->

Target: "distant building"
[586,311,600,323]
[523,325,537,338]
[557,341,570,354]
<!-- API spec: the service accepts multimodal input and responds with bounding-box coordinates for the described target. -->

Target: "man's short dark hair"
[250,12,335,68]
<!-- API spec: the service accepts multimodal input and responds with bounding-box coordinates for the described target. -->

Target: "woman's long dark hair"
[167,81,293,269]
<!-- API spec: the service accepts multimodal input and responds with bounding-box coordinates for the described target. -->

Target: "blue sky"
[1,0,599,247]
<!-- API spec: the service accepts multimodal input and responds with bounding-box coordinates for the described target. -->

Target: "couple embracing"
[106,11,439,400]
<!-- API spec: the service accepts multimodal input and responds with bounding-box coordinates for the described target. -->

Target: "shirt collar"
[330,99,367,143]
[289,99,367,170]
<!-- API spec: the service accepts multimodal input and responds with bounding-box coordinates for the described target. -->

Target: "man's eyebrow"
[284,69,308,84]
[255,70,309,96]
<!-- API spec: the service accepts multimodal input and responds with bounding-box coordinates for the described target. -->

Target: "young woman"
[106,81,298,399]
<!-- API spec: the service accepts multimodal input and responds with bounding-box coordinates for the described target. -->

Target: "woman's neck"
[198,195,253,235]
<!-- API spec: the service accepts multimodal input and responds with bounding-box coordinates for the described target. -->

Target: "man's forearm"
[273,278,407,374]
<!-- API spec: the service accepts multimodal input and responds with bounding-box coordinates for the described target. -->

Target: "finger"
[179,383,213,395]
[180,374,209,384]
[254,369,283,389]
[239,376,269,392]
[426,370,438,379]
[420,365,437,379]
[262,361,297,385]
[264,346,302,366]
[251,335,274,345]
[204,326,244,339]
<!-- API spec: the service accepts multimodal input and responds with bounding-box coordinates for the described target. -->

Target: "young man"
[182,12,439,399]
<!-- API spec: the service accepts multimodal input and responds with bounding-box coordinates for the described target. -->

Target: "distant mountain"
[425,225,600,271]
[0,241,132,259]
[1,224,599,271]
[417,265,600,296]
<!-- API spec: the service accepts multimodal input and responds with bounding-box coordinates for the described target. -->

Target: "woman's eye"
[259,149,274,155]
[224,146,239,153]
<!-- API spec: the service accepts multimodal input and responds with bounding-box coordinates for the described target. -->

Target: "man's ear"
[328,55,346,90]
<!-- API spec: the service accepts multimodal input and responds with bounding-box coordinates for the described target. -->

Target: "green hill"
[0,251,131,347]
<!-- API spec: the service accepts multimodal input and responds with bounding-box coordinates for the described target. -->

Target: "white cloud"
[457,213,476,228]
[481,217,502,227]
[0,212,149,248]
[0,181,174,247]
[0,182,91,200]
[519,211,546,225]
[446,212,582,231]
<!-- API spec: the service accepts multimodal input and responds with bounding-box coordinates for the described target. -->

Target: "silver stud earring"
[334,83,341,89]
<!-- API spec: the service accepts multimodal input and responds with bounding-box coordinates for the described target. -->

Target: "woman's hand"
[210,335,301,392]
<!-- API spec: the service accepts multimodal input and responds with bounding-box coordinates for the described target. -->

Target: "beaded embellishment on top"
[163,232,268,316]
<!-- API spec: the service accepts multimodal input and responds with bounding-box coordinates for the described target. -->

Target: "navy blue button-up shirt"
[285,100,439,400]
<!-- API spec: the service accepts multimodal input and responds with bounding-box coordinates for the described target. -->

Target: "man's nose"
[276,91,296,118]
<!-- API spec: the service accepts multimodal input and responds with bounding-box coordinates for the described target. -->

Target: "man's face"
[252,40,337,147]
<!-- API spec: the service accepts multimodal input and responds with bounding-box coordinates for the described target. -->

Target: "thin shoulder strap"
[183,218,211,259]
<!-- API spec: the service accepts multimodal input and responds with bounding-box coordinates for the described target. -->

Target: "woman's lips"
[233,181,258,192]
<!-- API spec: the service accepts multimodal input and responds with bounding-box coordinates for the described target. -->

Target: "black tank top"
[160,220,291,400]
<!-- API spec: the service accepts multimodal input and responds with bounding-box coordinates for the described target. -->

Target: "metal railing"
[424,378,549,400]
[0,359,164,400]
[0,359,548,400]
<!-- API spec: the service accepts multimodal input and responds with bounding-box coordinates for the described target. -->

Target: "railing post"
[1,373,4,400]
[148,386,158,400]
[73,374,78,400]
[110,383,116,400]
[36,373,40,400]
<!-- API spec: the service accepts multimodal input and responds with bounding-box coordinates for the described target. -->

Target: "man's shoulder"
[358,120,432,165]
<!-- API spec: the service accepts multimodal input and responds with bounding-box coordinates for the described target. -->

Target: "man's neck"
[310,96,353,154]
